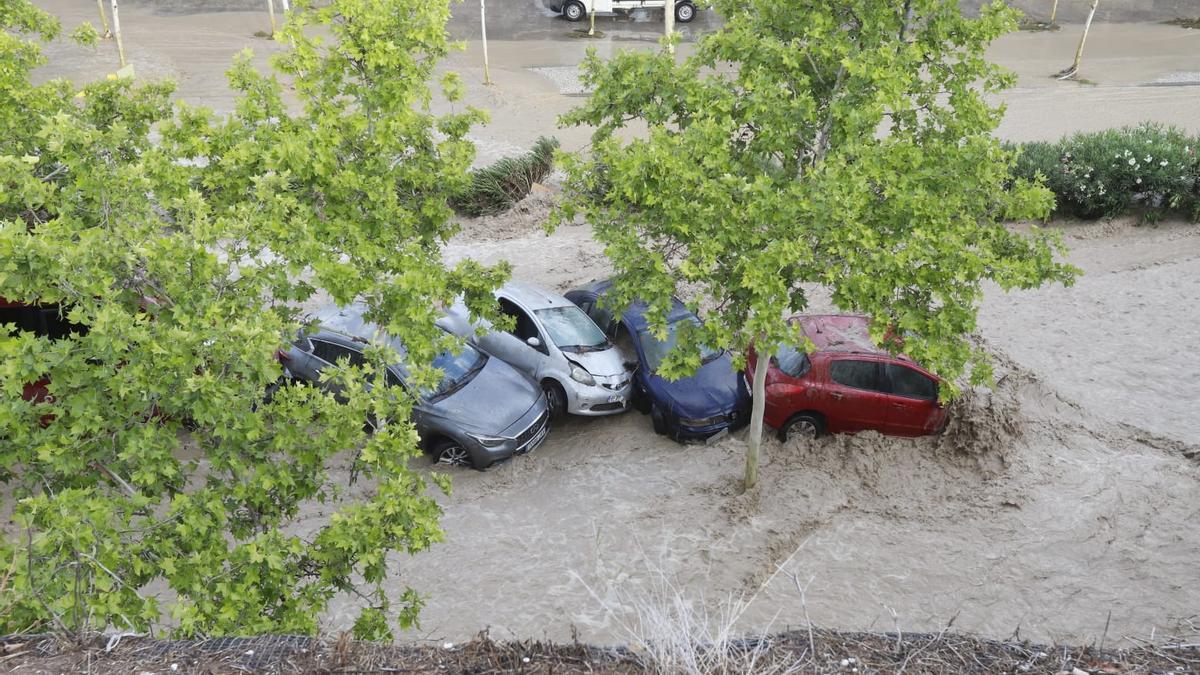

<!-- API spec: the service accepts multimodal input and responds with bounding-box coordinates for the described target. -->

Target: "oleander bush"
[1010,124,1200,222]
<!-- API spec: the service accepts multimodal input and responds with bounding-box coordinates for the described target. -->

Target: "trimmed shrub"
[451,136,560,217]
[1011,124,1200,221]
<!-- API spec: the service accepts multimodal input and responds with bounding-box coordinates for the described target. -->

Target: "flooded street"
[27,0,1200,648]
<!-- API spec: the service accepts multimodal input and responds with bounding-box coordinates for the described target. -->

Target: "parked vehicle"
[1,298,85,405]
[443,282,633,420]
[748,315,948,441]
[543,0,699,23]
[565,280,750,443]
[279,303,550,469]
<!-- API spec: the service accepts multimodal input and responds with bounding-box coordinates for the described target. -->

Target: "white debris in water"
[527,66,592,96]
[1147,71,1200,86]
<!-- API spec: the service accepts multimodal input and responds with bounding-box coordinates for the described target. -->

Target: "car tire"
[543,380,568,421]
[632,385,651,414]
[651,404,668,435]
[674,2,696,23]
[563,0,586,21]
[431,439,473,468]
[778,413,823,442]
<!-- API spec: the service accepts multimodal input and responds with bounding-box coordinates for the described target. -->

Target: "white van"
[544,0,699,23]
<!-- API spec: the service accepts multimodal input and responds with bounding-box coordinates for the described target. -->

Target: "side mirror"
[526,336,542,349]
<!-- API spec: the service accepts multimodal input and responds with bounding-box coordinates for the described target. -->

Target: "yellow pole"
[109,0,125,67]
[95,0,111,38]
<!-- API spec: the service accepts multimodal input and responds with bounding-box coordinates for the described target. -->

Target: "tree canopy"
[556,0,1078,487]
[0,0,503,639]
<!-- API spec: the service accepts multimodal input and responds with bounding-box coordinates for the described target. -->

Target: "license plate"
[705,428,730,446]
[607,395,625,404]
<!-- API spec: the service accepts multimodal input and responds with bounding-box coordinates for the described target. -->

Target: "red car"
[748,315,948,441]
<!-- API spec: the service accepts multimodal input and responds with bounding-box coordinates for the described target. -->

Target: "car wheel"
[432,439,472,468]
[779,413,823,442]
[543,380,568,421]
[651,404,667,435]
[563,0,585,21]
[632,385,651,414]
[674,2,696,23]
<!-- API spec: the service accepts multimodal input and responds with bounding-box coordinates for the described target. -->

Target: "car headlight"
[569,363,595,386]
[467,433,508,448]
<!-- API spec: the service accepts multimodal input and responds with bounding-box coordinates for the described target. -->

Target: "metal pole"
[481,0,492,84]
[96,0,111,38]
[109,0,126,66]
[664,0,675,54]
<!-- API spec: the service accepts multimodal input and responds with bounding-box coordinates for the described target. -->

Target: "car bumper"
[566,381,633,416]
[466,403,551,467]
[671,407,750,443]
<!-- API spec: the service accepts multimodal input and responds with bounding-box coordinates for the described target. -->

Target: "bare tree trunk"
[664,0,675,55]
[481,0,492,84]
[267,0,277,36]
[1058,0,1099,79]
[1049,0,1059,23]
[745,342,770,491]
[279,0,290,12]
[588,5,595,36]
[96,0,111,38]
[109,0,125,67]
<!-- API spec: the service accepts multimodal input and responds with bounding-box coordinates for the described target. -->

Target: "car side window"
[829,359,882,392]
[385,368,405,389]
[884,363,937,400]
[498,298,543,344]
[311,339,365,368]
[584,300,614,336]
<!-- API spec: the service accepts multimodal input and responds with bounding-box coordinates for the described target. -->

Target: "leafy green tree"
[0,0,502,639]
[556,0,1076,489]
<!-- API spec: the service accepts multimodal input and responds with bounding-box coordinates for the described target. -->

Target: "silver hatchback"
[444,282,633,419]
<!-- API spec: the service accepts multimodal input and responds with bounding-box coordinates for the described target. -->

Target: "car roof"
[498,281,578,311]
[790,314,883,354]
[569,278,694,332]
[307,302,409,357]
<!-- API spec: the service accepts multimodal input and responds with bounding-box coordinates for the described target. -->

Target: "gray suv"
[279,304,550,469]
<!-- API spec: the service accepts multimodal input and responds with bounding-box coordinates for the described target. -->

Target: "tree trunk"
[109,0,125,67]
[1049,0,1059,23]
[267,0,277,36]
[745,342,770,491]
[664,0,675,55]
[481,0,492,84]
[1058,0,1099,79]
[279,0,290,12]
[96,0,111,38]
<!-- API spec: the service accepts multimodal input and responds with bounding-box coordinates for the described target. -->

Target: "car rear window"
[829,359,880,392]
[773,344,811,378]
[884,363,937,400]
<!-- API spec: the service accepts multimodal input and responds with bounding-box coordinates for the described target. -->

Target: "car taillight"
[275,349,290,362]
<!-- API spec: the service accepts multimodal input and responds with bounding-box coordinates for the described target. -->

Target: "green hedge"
[450,136,560,217]
[1009,123,1200,222]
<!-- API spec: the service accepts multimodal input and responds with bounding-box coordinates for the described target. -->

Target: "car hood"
[423,356,540,434]
[650,353,747,417]
[566,346,628,378]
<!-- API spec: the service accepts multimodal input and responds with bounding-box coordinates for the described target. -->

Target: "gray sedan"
[278,304,550,469]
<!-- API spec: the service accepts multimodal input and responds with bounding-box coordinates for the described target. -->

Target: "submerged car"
[566,280,750,443]
[444,282,633,420]
[748,314,948,441]
[279,303,550,469]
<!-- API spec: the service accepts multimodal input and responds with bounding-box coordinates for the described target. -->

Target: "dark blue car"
[565,280,751,443]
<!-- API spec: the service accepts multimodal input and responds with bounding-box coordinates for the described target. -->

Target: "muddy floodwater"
[29,0,1200,648]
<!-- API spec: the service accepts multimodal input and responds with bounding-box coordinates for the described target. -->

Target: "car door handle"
[891,403,905,409]
[830,393,844,400]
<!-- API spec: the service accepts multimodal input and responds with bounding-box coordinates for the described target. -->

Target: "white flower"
[1161,160,1169,166]
[1128,158,1136,165]
[1136,178,1142,184]
[1145,155,1153,162]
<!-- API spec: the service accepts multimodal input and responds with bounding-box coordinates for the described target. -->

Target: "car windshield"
[638,317,721,372]
[421,343,487,401]
[534,306,609,352]
[773,344,811,378]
